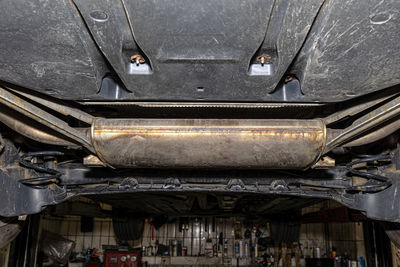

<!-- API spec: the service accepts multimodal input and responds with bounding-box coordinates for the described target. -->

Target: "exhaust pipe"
[2,87,400,170]
[91,118,326,169]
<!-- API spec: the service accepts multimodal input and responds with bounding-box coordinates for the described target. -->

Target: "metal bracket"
[226,179,245,191]
[119,178,138,190]
[342,177,400,223]
[0,170,66,217]
[270,180,289,191]
[163,178,181,189]
[4,161,400,223]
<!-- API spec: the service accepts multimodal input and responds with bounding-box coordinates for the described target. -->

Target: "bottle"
[182,247,187,256]
[234,241,240,258]
[359,256,366,267]
[304,244,309,258]
[314,247,320,258]
[224,240,228,258]
[172,240,178,256]
[142,246,147,256]
[239,240,243,258]
[331,247,336,259]
[205,239,213,258]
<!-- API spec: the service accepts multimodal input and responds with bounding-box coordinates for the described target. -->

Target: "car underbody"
[1,0,400,227]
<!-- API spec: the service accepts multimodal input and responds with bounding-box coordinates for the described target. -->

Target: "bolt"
[284,76,294,83]
[256,54,271,66]
[130,54,145,66]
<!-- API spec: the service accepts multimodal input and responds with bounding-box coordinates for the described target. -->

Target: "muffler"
[4,86,399,170]
[91,118,326,169]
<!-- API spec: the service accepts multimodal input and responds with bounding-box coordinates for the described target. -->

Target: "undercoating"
[0,0,399,102]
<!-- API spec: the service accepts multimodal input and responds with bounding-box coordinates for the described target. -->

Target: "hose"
[345,154,392,193]
[18,151,64,187]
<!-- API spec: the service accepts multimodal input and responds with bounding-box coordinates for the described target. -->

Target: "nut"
[130,54,146,65]
[256,54,271,65]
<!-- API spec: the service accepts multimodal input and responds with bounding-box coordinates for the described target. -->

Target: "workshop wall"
[40,200,367,266]
[300,202,366,261]
[139,217,240,257]
[41,216,117,252]
[41,216,365,260]
[41,216,251,258]
[299,221,365,259]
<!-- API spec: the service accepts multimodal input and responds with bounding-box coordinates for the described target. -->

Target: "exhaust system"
[91,118,326,169]
[1,87,399,169]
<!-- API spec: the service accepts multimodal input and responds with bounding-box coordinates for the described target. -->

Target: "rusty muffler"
[4,86,400,169]
[91,118,326,169]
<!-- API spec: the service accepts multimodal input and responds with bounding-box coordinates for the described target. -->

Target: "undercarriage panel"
[0,0,399,102]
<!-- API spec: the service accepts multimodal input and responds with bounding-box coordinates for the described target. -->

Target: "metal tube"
[343,119,400,147]
[325,94,400,152]
[323,94,395,125]
[0,87,94,152]
[0,106,77,147]
[7,88,94,124]
[91,118,326,169]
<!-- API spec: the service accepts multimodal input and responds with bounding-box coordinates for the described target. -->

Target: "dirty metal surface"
[292,0,400,102]
[2,160,400,224]
[0,87,93,152]
[0,169,65,217]
[2,0,398,102]
[325,94,400,151]
[0,0,108,99]
[92,118,326,169]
